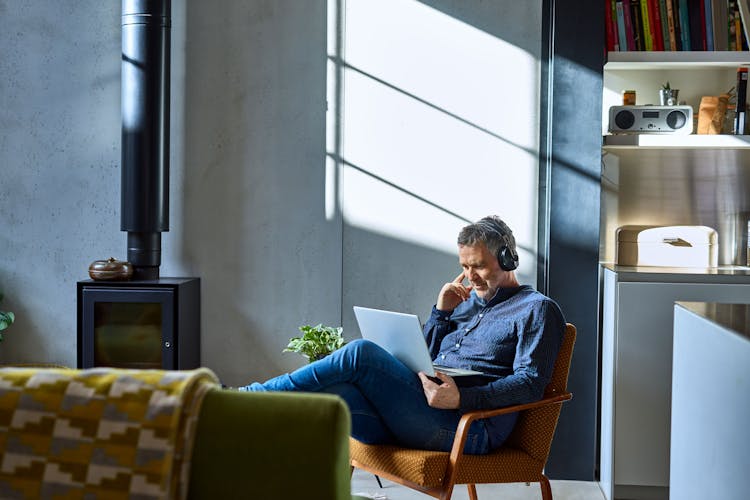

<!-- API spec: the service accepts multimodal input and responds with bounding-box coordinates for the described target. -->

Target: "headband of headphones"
[476,218,518,271]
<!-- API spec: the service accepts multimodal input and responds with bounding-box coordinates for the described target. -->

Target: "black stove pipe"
[121,0,170,280]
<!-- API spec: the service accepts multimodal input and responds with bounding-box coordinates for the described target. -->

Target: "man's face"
[458,242,505,300]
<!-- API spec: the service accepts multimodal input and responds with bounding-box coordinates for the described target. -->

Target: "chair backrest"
[503,323,576,462]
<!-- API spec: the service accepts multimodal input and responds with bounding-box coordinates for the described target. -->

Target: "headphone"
[476,218,519,272]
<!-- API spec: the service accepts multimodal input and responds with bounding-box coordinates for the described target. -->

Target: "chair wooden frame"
[351,323,576,500]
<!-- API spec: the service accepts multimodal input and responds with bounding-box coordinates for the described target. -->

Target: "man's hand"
[436,272,472,312]
[418,371,460,409]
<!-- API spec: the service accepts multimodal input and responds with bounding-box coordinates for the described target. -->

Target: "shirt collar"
[476,285,526,307]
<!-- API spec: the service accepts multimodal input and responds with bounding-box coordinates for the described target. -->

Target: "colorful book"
[704,0,714,50]
[678,0,692,50]
[666,0,679,50]
[650,0,665,49]
[616,1,629,50]
[727,0,742,50]
[738,0,750,47]
[623,0,637,49]
[688,0,705,50]
[631,0,645,49]
[659,0,672,49]
[734,67,748,135]
[612,0,621,51]
[641,0,654,49]
[606,0,617,51]
[712,0,729,51]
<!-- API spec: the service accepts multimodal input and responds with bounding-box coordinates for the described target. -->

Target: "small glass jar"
[622,90,636,106]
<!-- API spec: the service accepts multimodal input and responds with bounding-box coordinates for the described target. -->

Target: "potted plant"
[0,291,15,342]
[284,324,346,363]
[660,81,679,106]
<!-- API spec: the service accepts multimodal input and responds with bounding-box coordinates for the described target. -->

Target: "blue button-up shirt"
[423,284,565,448]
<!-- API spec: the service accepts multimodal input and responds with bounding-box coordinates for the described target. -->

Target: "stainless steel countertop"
[601,263,750,283]
[676,302,750,341]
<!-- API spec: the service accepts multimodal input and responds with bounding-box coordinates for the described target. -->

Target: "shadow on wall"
[416,0,541,55]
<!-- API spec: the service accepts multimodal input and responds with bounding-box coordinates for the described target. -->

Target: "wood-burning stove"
[76,2,199,369]
[77,278,199,369]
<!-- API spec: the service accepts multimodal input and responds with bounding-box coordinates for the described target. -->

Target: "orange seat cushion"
[350,438,545,488]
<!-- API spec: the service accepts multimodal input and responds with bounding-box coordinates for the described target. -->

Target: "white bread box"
[616,225,718,267]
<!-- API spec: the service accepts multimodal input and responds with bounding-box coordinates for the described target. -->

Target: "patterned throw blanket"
[0,367,219,499]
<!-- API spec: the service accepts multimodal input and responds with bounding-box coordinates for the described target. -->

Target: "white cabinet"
[599,266,750,500]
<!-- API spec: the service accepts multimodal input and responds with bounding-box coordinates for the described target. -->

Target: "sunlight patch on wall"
[343,165,466,254]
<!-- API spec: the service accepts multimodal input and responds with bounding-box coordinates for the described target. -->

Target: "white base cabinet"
[599,266,750,500]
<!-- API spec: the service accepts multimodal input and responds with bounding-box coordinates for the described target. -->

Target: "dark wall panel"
[539,0,605,480]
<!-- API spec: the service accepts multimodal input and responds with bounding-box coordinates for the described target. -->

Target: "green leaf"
[0,311,13,332]
[283,324,346,362]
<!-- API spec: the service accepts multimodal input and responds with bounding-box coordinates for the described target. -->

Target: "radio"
[608,105,693,134]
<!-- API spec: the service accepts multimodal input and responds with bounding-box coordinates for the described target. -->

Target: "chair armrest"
[459,392,572,424]
[446,392,572,467]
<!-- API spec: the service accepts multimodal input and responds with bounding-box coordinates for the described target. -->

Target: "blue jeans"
[238,339,491,454]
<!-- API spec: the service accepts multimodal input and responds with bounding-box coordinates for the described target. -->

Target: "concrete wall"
[0,0,542,388]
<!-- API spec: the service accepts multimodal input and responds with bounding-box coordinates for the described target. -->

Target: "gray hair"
[457,215,518,262]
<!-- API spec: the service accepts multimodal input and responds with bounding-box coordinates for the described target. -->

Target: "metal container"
[89,258,134,281]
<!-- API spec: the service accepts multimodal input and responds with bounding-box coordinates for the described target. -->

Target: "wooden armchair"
[350,323,576,500]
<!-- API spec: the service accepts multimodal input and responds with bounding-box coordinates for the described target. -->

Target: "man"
[238,216,565,455]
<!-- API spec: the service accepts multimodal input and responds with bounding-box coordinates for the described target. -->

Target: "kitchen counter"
[600,263,750,282]
[674,302,750,340]
[670,302,750,500]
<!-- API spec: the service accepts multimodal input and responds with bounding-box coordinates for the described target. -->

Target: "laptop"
[353,306,484,378]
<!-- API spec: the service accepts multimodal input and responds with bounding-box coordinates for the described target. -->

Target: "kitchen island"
[671,302,750,500]
[599,265,750,500]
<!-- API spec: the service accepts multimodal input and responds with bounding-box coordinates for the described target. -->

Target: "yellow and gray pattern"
[0,367,218,499]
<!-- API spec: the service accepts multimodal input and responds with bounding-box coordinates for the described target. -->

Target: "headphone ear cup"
[499,246,518,271]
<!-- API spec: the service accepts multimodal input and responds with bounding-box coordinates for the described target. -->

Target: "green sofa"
[0,366,352,500]
[189,388,352,500]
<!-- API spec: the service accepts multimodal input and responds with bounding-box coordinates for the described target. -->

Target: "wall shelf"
[606,51,750,70]
[602,133,750,149]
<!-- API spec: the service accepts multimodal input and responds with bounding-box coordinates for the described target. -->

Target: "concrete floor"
[351,468,605,500]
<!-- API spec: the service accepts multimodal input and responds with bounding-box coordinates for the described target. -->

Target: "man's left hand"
[418,371,460,409]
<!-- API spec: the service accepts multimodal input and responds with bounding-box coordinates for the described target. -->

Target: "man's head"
[457,216,519,299]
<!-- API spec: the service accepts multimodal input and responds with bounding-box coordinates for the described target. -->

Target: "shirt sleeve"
[423,305,455,358]
[457,299,565,411]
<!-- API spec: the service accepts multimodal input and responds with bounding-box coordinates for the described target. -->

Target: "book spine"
[738,16,745,49]
[704,0,714,50]
[650,0,666,49]
[736,9,743,50]
[613,0,622,50]
[623,0,637,49]
[737,0,750,48]
[679,0,692,49]
[659,0,672,49]
[688,0,705,50]
[641,0,654,49]
[631,0,645,49]
[735,67,748,135]
[666,0,678,49]
[617,1,629,50]
[712,0,729,51]
[606,0,617,51]
[699,0,708,49]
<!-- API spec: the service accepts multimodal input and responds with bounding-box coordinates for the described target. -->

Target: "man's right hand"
[436,272,472,312]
